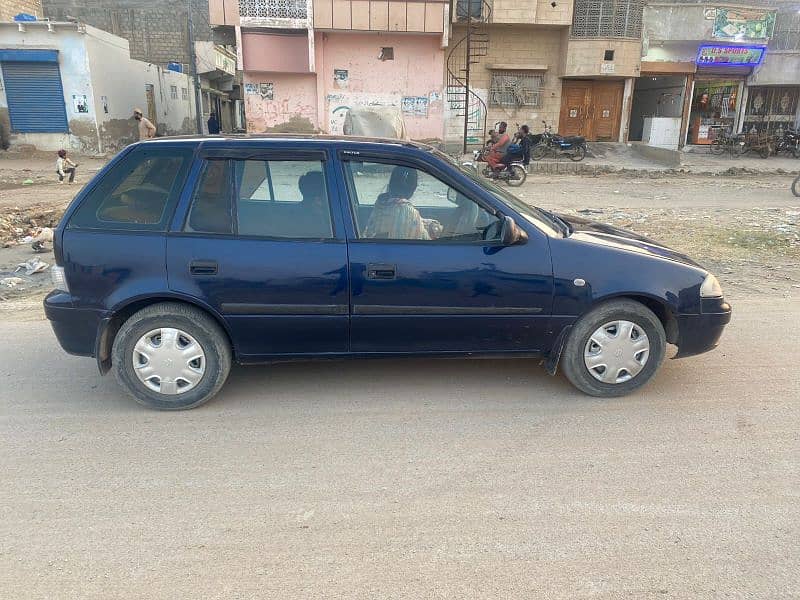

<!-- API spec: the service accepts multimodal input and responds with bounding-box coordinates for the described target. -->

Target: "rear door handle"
[366,263,396,280]
[190,260,218,276]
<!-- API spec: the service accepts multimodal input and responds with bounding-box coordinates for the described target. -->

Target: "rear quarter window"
[68,146,193,231]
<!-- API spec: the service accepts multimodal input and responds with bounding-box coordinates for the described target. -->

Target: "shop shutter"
[1,61,69,133]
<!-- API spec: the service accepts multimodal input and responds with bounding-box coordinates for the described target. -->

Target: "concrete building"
[0,21,196,153]
[42,0,242,133]
[445,0,645,149]
[633,1,800,149]
[0,1,43,21]
[209,0,449,141]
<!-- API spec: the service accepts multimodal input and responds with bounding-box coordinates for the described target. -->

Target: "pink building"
[209,0,449,142]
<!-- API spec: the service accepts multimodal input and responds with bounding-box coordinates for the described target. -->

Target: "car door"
[167,146,350,359]
[338,150,554,354]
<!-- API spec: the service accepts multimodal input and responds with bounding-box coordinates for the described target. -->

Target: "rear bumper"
[674,300,732,358]
[44,291,107,358]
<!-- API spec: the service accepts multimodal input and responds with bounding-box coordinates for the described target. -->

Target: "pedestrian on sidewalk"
[56,149,78,184]
[133,108,156,140]
[207,112,220,135]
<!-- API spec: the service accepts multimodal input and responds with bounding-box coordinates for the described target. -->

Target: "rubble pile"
[0,206,62,247]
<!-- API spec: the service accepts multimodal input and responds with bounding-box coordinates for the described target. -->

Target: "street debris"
[15,258,49,276]
[1,277,25,288]
[0,206,62,246]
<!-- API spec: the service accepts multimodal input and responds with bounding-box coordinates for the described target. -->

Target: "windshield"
[431,149,565,236]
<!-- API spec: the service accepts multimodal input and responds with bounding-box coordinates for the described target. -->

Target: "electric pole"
[187,0,204,134]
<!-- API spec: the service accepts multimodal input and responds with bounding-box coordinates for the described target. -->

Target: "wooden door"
[592,80,624,141]
[559,81,591,138]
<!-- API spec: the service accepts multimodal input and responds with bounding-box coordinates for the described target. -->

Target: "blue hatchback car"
[45,136,731,409]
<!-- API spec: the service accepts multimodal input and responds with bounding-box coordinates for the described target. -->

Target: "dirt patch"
[265,116,317,134]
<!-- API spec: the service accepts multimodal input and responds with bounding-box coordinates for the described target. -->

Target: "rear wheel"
[506,164,527,187]
[792,174,800,198]
[569,145,587,162]
[561,300,666,397]
[531,144,548,161]
[112,302,232,410]
[759,145,771,159]
[709,140,725,155]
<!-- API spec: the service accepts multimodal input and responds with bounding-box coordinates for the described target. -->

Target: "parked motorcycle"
[462,146,527,187]
[531,121,587,162]
[773,128,800,158]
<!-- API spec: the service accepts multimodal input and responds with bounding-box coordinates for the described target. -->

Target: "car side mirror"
[500,215,527,246]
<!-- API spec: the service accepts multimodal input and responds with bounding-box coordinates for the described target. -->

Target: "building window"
[182,87,189,100]
[772,10,800,52]
[455,0,485,21]
[238,0,307,20]
[489,72,543,108]
[571,0,644,39]
[170,85,178,100]
[604,50,614,61]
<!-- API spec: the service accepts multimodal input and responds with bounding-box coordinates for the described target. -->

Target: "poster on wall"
[244,83,258,95]
[713,8,776,40]
[72,94,89,113]
[259,83,274,100]
[401,96,429,117]
[334,69,349,89]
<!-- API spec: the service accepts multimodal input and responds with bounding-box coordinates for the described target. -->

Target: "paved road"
[1,298,798,599]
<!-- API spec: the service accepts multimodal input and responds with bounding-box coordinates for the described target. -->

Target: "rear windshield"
[68,146,193,231]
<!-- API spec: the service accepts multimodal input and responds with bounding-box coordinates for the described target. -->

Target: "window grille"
[489,72,543,108]
[571,0,643,39]
[238,0,307,20]
[170,85,178,100]
[455,0,485,21]
[772,11,800,51]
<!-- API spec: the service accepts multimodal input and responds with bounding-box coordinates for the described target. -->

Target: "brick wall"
[0,0,43,20]
[41,0,216,66]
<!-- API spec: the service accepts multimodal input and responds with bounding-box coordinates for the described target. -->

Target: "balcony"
[208,0,311,28]
[313,0,447,33]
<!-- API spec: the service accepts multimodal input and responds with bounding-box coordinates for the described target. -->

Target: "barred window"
[772,10,800,51]
[489,72,543,108]
[238,0,307,19]
[572,0,644,38]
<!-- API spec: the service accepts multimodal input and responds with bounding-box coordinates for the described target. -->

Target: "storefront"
[742,85,800,135]
[685,45,765,145]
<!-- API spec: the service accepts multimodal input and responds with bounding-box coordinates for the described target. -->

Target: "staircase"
[447,0,492,153]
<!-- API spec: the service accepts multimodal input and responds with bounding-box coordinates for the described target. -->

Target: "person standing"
[56,149,77,184]
[133,108,156,140]
[207,112,220,135]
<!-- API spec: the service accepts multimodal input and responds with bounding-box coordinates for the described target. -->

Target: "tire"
[792,175,800,198]
[759,145,771,159]
[560,299,666,398]
[793,146,800,159]
[709,140,725,155]
[569,145,587,162]
[531,145,548,161]
[111,302,232,410]
[506,164,527,187]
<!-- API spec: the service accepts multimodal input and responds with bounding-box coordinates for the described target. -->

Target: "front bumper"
[44,291,108,358]
[674,299,732,358]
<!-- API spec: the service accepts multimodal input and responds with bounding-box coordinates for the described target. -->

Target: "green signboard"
[712,8,776,40]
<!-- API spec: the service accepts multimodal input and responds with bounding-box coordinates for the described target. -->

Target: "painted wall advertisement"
[711,8,776,40]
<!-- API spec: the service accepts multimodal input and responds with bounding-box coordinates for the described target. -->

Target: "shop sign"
[712,8,776,40]
[696,45,766,67]
[600,63,615,74]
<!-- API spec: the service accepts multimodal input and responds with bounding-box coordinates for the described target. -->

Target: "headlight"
[51,265,70,293]
[700,273,723,298]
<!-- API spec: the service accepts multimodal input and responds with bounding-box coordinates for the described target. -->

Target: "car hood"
[558,213,703,269]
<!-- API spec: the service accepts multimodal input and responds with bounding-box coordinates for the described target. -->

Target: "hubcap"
[584,320,650,384]
[132,328,206,395]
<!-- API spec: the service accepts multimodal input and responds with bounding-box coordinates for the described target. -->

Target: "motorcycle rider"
[514,124,536,166]
[486,121,510,172]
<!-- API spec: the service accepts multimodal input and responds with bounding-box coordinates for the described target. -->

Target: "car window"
[68,147,192,231]
[343,160,501,242]
[185,158,334,239]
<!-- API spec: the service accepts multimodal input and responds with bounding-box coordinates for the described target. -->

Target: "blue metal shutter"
[1,61,69,133]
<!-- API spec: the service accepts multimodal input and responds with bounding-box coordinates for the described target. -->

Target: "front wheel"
[531,145,548,161]
[560,300,666,397]
[506,164,527,187]
[111,302,232,410]
[569,145,587,162]
[709,140,725,155]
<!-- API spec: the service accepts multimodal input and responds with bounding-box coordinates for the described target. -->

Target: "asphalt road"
[1,297,798,599]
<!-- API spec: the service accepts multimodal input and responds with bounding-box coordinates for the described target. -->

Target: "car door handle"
[366,263,396,280]
[190,260,218,276]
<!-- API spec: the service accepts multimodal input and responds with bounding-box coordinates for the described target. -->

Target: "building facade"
[634,1,800,149]
[210,0,449,141]
[42,0,242,133]
[0,1,42,21]
[0,22,195,152]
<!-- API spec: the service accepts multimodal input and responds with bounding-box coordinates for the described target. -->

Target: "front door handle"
[366,263,396,280]
[190,260,218,276]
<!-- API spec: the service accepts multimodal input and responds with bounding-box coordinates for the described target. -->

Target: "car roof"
[138,133,436,151]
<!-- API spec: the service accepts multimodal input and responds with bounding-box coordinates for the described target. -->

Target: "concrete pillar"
[619,77,635,143]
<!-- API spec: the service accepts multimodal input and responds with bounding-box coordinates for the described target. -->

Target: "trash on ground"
[0,277,25,288]
[15,258,49,275]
